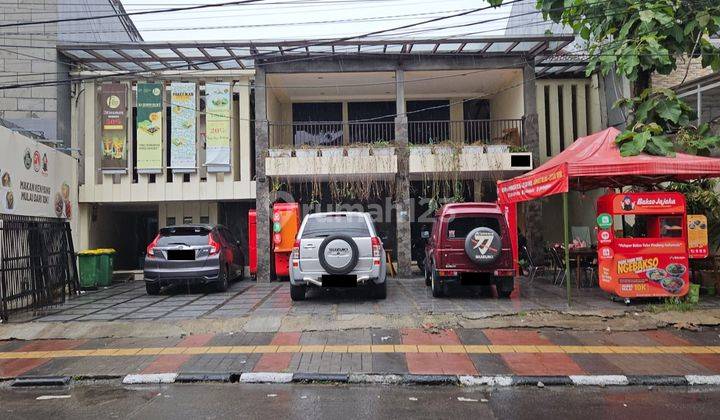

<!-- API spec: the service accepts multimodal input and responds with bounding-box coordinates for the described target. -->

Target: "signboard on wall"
[0,125,77,220]
[688,214,709,259]
[136,83,163,173]
[100,83,127,172]
[204,83,231,172]
[170,82,197,172]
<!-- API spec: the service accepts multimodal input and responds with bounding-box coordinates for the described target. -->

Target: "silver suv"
[289,212,387,301]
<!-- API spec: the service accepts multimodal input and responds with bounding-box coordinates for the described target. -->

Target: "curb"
[11,373,720,387]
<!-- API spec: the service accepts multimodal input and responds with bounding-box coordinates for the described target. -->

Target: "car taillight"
[209,233,221,255]
[291,239,300,267]
[146,234,160,258]
[371,236,381,258]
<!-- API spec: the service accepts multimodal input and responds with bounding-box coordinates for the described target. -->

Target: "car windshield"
[446,216,501,239]
[302,214,370,238]
[157,227,211,246]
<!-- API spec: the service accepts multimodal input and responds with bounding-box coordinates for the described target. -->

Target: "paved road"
[1,382,718,419]
[22,277,720,323]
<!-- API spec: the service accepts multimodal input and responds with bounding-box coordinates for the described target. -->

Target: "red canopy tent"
[497,127,720,305]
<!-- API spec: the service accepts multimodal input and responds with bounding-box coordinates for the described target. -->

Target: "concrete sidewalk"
[2,327,720,382]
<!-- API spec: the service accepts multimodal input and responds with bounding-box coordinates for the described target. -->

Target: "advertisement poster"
[100,83,127,171]
[136,83,163,172]
[611,193,684,214]
[0,125,77,221]
[204,83,231,171]
[688,214,709,259]
[497,163,568,204]
[170,82,196,171]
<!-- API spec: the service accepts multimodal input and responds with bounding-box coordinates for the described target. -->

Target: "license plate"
[167,250,195,260]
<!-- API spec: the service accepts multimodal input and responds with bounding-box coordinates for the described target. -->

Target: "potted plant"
[370,141,394,157]
[509,145,528,153]
[294,143,320,158]
[345,143,371,158]
[267,144,293,158]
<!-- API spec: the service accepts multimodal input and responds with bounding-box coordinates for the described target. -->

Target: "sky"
[121,0,520,42]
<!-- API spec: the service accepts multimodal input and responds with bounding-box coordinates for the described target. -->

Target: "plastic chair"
[522,245,545,284]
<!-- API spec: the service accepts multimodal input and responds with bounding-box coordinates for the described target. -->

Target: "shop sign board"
[170,82,197,171]
[0,126,77,220]
[136,83,163,172]
[100,83,127,171]
[205,83,231,171]
[497,164,568,204]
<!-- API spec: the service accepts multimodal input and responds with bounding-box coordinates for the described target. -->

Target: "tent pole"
[563,192,571,307]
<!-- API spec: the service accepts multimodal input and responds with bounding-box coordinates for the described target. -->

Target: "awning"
[498,127,720,204]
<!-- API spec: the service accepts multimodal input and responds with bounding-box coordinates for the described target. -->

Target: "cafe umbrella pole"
[563,192,571,307]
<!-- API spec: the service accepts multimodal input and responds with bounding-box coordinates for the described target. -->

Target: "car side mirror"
[421,230,430,239]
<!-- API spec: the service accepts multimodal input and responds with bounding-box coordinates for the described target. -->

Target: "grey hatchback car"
[289,212,387,301]
[143,224,244,295]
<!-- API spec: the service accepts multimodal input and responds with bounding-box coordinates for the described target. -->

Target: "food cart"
[248,203,301,280]
[596,192,690,299]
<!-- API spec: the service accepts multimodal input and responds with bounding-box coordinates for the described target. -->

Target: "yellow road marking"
[0,345,718,359]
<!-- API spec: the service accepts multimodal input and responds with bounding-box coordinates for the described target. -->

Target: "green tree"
[490,0,720,156]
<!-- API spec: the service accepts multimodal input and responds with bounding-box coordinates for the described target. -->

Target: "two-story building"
[60,34,608,281]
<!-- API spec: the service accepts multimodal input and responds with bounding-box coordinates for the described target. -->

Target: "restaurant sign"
[204,83,231,172]
[0,126,77,220]
[100,83,127,172]
[170,82,197,172]
[136,83,163,173]
[497,163,568,204]
[687,214,709,259]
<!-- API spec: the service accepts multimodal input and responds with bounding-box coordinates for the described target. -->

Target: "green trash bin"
[77,252,100,289]
[95,249,116,287]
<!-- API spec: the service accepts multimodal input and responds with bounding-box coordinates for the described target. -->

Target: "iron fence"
[268,119,524,148]
[0,214,79,321]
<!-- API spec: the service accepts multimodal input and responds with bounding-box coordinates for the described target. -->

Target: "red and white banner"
[497,163,569,204]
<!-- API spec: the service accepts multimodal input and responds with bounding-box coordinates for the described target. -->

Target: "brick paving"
[21,276,720,323]
[2,327,720,379]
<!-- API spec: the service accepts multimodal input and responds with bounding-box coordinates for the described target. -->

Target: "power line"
[0,0,268,29]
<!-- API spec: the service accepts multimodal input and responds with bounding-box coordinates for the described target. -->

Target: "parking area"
[20,276,720,323]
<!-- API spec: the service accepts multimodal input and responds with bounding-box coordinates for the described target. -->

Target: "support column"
[254,67,272,283]
[522,63,544,258]
[394,68,412,277]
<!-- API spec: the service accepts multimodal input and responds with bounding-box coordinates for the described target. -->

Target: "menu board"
[204,82,231,172]
[100,83,127,171]
[170,82,197,172]
[136,83,163,172]
[688,214,709,259]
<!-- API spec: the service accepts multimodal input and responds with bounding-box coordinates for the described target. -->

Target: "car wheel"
[290,284,307,301]
[372,280,387,300]
[497,276,514,298]
[215,265,229,292]
[145,281,160,295]
[424,261,431,287]
[431,270,444,298]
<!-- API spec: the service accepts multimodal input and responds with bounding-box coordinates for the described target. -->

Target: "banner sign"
[136,83,163,172]
[0,125,77,220]
[611,193,684,214]
[497,164,568,204]
[688,214,709,259]
[170,82,196,171]
[204,83,231,171]
[100,83,127,171]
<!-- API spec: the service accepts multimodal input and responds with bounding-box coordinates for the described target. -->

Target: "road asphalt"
[1,382,718,419]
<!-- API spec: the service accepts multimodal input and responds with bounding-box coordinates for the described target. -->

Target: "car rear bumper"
[143,266,221,285]
[290,268,383,287]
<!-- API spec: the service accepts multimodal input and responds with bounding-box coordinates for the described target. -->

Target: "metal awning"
[58,35,574,73]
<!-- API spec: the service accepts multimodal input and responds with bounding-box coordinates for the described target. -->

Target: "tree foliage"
[490,0,720,156]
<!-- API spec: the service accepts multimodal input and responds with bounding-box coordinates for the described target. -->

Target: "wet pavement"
[1,381,719,420]
[21,276,720,323]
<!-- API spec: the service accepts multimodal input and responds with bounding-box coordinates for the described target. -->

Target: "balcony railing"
[268,119,524,147]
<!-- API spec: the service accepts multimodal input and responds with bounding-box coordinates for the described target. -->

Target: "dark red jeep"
[422,202,515,298]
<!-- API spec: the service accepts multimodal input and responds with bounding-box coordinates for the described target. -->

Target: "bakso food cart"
[595,191,690,298]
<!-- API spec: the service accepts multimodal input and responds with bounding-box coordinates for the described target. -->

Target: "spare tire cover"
[319,235,359,275]
[464,227,502,265]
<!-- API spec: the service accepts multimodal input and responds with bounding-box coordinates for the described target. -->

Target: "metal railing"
[268,119,524,148]
[0,215,79,321]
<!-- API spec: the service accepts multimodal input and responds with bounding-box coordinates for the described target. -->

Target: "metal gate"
[0,214,80,321]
